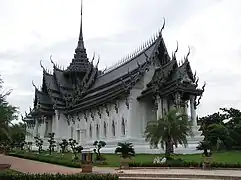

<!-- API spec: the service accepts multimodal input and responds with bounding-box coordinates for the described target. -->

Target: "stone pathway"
[0,154,116,174]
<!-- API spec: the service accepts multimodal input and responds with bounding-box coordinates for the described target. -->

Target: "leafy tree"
[0,75,19,141]
[47,132,56,155]
[75,145,83,153]
[196,140,212,157]
[145,108,193,157]
[199,107,241,150]
[59,139,68,153]
[68,138,79,160]
[115,142,135,158]
[8,122,27,148]
[93,140,106,161]
[34,136,43,154]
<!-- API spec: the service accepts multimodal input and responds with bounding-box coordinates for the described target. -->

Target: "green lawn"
[0,169,22,175]
[9,150,241,167]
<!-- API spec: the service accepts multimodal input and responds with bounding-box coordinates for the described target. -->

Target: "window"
[112,120,115,137]
[77,130,80,142]
[96,124,99,139]
[71,126,74,139]
[89,124,92,138]
[121,117,126,136]
[103,122,107,138]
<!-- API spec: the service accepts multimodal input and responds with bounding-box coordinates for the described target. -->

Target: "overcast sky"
[0,0,240,121]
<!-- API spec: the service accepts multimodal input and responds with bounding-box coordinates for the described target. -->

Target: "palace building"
[23,2,205,154]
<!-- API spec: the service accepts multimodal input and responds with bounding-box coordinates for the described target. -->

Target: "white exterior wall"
[26,64,203,154]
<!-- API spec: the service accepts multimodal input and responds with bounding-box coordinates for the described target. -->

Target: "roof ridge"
[99,20,166,77]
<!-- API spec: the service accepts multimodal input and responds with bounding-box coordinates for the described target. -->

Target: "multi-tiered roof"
[23,3,205,122]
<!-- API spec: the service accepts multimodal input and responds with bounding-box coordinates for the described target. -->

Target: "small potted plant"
[197,140,212,169]
[115,142,135,169]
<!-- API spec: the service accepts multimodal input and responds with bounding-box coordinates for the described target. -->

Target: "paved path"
[1,154,241,178]
[0,154,116,174]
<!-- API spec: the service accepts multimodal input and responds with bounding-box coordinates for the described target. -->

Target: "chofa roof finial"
[40,60,46,72]
[50,55,56,67]
[159,17,165,35]
[185,46,191,61]
[32,80,37,90]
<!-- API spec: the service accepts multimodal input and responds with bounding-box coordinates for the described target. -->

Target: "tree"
[8,122,27,148]
[68,138,79,161]
[47,133,56,155]
[145,108,193,157]
[34,136,43,154]
[0,75,19,142]
[199,107,241,150]
[93,140,106,161]
[115,142,135,158]
[59,139,68,153]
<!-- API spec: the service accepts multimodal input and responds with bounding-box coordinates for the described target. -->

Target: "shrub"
[59,139,68,153]
[0,173,118,180]
[115,142,135,158]
[129,160,241,169]
[34,136,43,154]
[93,140,106,161]
[47,133,56,155]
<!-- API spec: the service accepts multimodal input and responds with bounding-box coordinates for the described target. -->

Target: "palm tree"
[115,142,135,158]
[145,108,193,157]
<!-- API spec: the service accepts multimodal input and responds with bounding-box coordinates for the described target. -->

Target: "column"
[156,95,163,119]
[190,96,197,127]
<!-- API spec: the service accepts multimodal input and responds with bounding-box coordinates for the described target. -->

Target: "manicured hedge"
[129,159,241,168]
[8,153,81,168]
[0,173,118,180]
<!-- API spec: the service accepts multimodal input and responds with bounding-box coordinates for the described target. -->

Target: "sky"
[0,0,241,122]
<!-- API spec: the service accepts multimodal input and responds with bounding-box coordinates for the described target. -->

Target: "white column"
[190,96,197,127]
[156,95,163,119]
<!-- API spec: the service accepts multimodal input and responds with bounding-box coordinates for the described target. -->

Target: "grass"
[0,169,22,175]
[9,150,241,167]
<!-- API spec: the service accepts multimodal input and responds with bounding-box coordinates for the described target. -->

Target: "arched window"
[121,117,126,136]
[112,120,115,137]
[89,124,92,138]
[104,122,107,138]
[96,124,99,139]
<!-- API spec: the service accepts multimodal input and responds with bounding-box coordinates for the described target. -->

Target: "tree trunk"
[165,141,172,158]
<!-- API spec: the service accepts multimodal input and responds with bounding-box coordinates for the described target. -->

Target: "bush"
[0,173,118,180]
[8,153,81,168]
[129,160,241,169]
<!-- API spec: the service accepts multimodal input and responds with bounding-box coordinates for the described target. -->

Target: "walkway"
[0,154,116,174]
[1,154,241,179]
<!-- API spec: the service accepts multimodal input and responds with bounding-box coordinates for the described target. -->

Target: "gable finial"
[50,55,55,68]
[40,60,46,72]
[96,54,100,67]
[185,46,191,60]
[91,52,95,64]
[173,41,178,59]
[159,17,165,35]
[32,80,37,89]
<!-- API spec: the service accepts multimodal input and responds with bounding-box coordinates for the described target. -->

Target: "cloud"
[0,0,240,120]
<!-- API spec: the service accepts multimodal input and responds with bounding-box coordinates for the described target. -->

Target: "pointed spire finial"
[80,0,83,40]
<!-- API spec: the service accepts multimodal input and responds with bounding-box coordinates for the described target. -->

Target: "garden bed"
[0,173,118,180]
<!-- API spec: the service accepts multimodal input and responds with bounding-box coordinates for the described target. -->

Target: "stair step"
[119,177,217,180]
